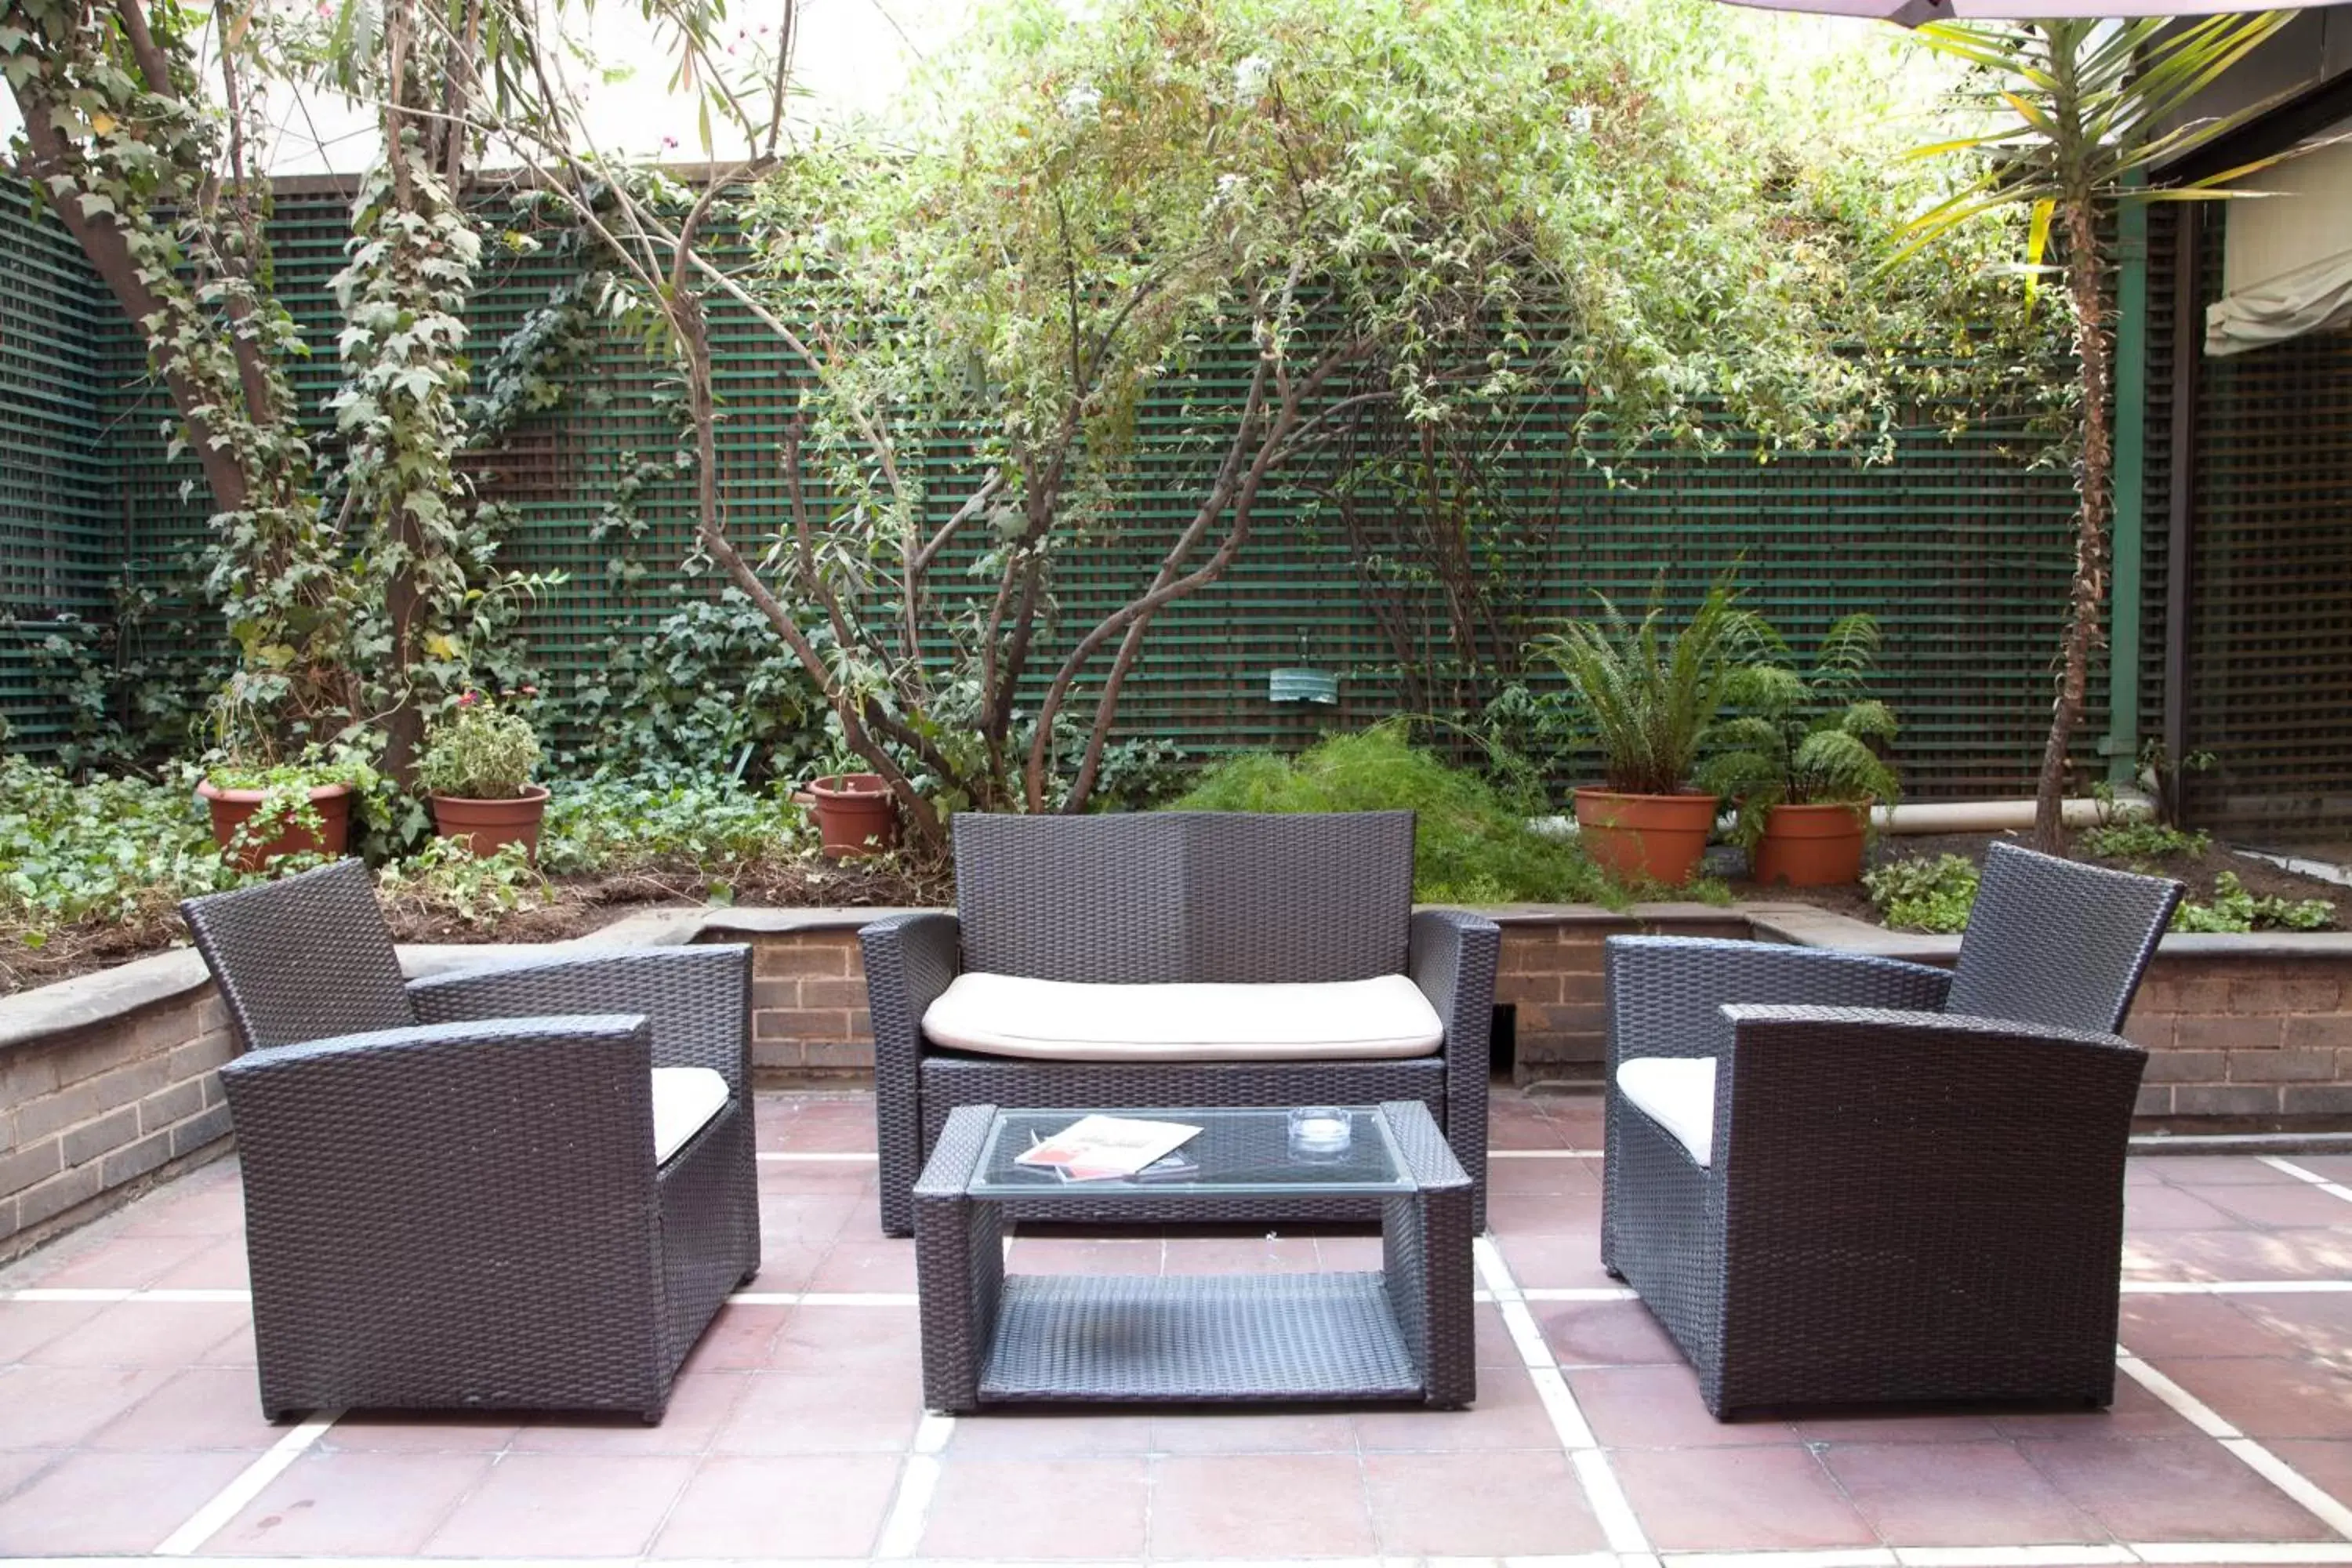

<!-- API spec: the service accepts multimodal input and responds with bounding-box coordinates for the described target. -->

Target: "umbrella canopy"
[1716,0,2347,25]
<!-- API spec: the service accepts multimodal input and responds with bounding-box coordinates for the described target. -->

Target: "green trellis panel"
[17,175,2099,797]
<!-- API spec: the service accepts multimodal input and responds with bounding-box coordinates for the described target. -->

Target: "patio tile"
[1493,1232,1615,1290]
[1566,1363,1797,1448]
[1535,1298,1680,1367]
[1488,1106,1575,1150]
[807,1240,920,1293]
[1789,1409,2005,1444]
[149,1236,253,1290]
[2260,1437,2352,1499]
[1610,1443,1875,1551]
[111,1166,245,1237]
[200,1450,495,1555]
[1004,1237,1163,1276]
[2200,1183,2352,1229]
[1363,1449,1606,1554]
[2021,1435,2339,1540]
[741,1240,829,1293]
[1161,1233,1325,1274]
[944,1409,1157,1459]
[2118,1294,2302,1359]
[918,1457,1151,1558]
[16,1300,251,1368]
[676,1301,791,1374]
[86,1365,281,1451]
[764,1302,924,1375]
[509,1370,750,1456]
[0,1450,55,1503]
[1474,1303,1522,1369]
[1487,1158,1602,1196]
[1146,1408,1354,1455]
[2232,1290,2352,1360]
[649,1451,900,1558]
[1147,1453,1374,1557]
[0,1447,252,1555]
[1355,1370,1558,1451]
[2156,1352,2352,1439]
[759,1193,866,1244]
[0,1365,176,1448]
[1820,1439,2105,1546]
[710,1370,922,1454]
[1989,1377,2202,1441]
[2125,1184,2241,1230]
[322,1411,523,1454]
[0,1300,107,1364]
[2138,1156,2307,1187]
[2125,1227,2352,1283]
[1313,1231,1386,1269]
[421,1452,695,1557]
[1488,1191,1604,1237]
[13,1229,220,1289]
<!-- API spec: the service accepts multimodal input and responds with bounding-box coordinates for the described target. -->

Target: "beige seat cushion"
[1616,1056,1717,1167]
[922,972,1444,1063]
[652,1066,731,1163]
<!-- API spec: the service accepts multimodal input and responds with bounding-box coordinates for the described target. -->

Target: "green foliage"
[1168,721,1606,904]
[1864,852,1980,935]
[1699,612,1900,847]
[0,756,238,940]
[2172,872,2335,935]
[1529,574,1751,797]
[375,839,546,929]
[414,693,543,800]
[535,777,814,881]
[2080,821,2209,863]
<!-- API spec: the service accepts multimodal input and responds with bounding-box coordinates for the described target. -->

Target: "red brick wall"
[2126,957,2352,1125]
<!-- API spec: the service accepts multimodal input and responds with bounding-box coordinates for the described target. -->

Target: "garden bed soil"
[1721,829,2347,931]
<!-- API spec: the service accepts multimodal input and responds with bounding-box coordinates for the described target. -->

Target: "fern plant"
[1530,574,1754,797]
[1697,612,1899,848]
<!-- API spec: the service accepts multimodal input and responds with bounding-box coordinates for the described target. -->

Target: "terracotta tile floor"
[5,1086,2352,1565]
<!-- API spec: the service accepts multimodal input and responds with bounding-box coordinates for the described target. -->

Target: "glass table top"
[967,1106,1414,1200]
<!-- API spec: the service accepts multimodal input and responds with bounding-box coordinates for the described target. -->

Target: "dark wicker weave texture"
[866,813,1498,1236]
[913,1102,1473,1412]
[1601,844,2184,1418]
[183,862,760,1422]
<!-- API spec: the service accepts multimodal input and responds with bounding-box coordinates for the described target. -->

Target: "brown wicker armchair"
[180,860,760,1423]
[1602,842,2184,1417]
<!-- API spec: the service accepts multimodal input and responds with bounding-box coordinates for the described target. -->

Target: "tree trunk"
[2034,194,2114,855]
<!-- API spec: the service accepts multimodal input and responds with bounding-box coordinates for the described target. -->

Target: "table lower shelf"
[976,1270,1425,1403]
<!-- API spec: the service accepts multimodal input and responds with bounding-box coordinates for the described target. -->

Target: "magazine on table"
[1016,1114,1202,1181]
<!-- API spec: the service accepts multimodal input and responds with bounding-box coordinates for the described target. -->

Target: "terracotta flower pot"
[794,773,900,860]
[1573,787,1718,887]
[198,780,354,873]
[430,784,552,864]
[1751,801,1869,887]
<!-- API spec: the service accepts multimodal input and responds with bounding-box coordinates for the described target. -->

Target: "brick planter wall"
[2125,954,2352,1123]
[0,957,234,1259]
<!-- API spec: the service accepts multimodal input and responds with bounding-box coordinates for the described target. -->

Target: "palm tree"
[1900,14,2294,851]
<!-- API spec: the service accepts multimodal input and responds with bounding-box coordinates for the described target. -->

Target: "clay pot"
[794,773,900,860]
[430,784,552,865]
[1573,787,1719,887]
[198,780,354,873]
[1751,801,1868,887]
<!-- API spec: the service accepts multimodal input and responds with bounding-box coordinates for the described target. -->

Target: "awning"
[2206,247,2352,358]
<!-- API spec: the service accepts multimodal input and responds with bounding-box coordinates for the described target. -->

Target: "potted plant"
[416,690,551,862]
[194,694,376,873]
[1699,612,1898,887]
[793,771,901,860]
[1531,574,1749,887]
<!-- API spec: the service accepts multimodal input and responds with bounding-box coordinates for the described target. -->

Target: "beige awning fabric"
[2207,247,2352,358]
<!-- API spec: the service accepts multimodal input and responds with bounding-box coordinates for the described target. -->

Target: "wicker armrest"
[1604,935,1954,1066]
[863,913,963,1238]
[407,946,750,1091]
[1711,1004,2146,1175]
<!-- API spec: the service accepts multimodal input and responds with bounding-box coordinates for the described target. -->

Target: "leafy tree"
[1898,14,2294,851]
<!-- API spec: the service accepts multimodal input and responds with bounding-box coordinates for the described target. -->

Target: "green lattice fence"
[22,176,2099,797]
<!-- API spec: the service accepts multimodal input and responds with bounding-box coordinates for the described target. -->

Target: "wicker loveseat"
[180,860,760,1423]
[1601,841,2184,1418]
[862,811,1501,1236]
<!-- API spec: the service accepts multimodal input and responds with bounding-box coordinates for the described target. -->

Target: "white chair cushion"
[1616,1056,1717,1168]
[921,972,1445,1063]
[652,1066,731,1163]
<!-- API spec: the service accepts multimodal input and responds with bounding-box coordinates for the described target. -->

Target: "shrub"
[1167,722,1607,904]
[1698,612,1899,847]
[536,776,812,880]
[0,756,239,942]
[416,692,542,800]
[2172,871,2334,934]
[1528,573,1751,797]
[1864,852,1979,934]
[2079,821,2209,862]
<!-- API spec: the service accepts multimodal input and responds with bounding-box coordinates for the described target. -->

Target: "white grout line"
[1665,1552,1896,1568]
[873,1412,955,1559]
[2117,1345,2352,1538]
[2257,1156,2352,1204]
[1894,1549,2136,1566]
[1472,1236,1650,1558]
[3,1287,252,1302]
[151,1408,339,1555]
[2122,1279,2352,1294]
[757,1152,880,1162]
[2131,1547,2352,1565]
[1520,1287,1640,1302]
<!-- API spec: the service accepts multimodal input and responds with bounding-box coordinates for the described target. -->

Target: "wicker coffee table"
[912,1100,1474,1412]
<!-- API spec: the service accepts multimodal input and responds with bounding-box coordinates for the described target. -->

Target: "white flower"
[1062,82,1102,118]
[1568,104,1595,136]
[1233,54,1271,98]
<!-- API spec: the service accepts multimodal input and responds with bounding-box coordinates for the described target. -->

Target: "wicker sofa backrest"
[180,858,418,1051]
[1946,840,2185,1035]
[953,811,1416,983]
